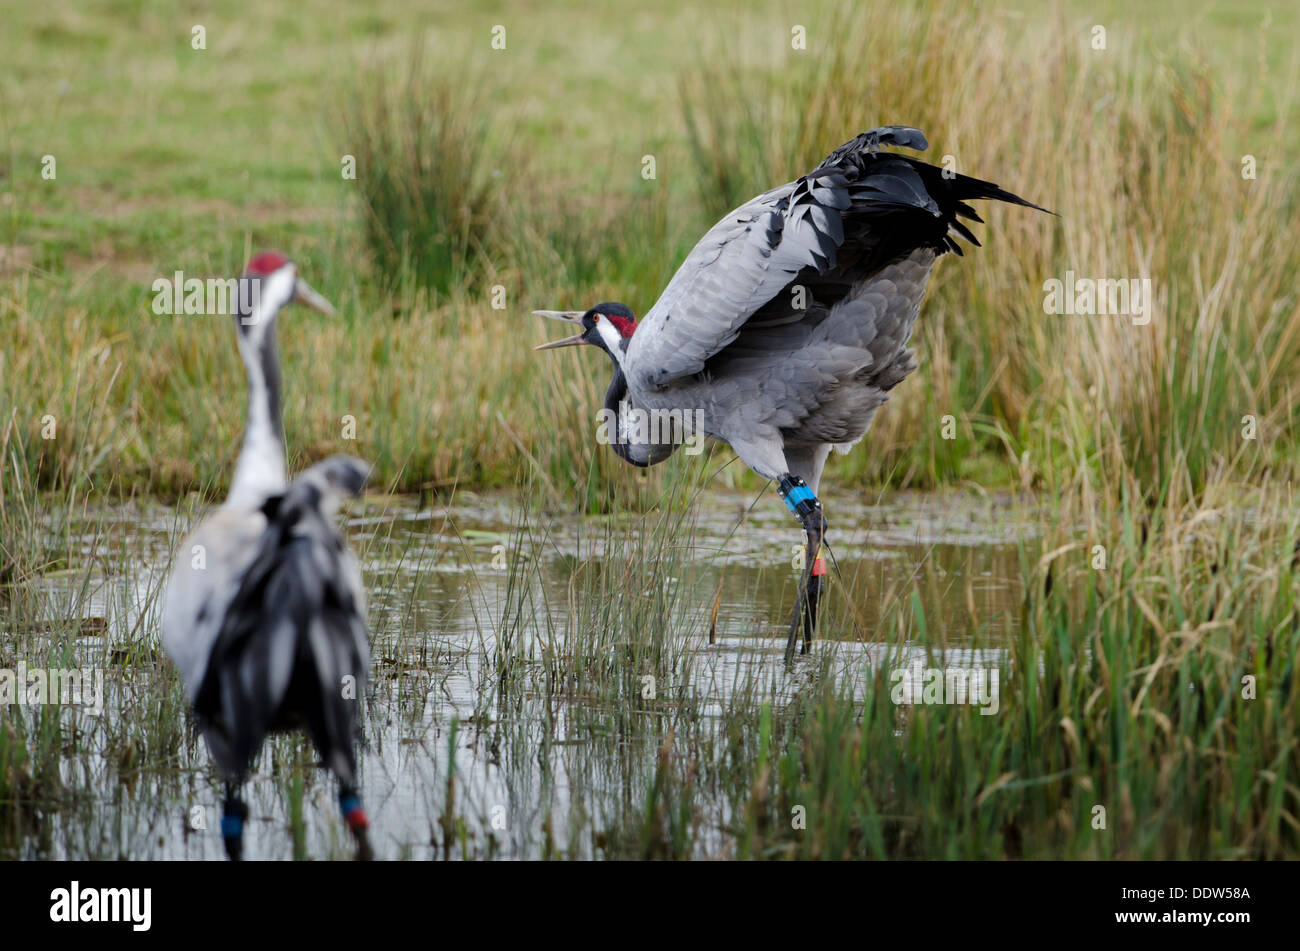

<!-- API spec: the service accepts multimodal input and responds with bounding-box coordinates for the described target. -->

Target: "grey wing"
[295,454,370,504]
[287,453,370,679]
[626,172,853,392]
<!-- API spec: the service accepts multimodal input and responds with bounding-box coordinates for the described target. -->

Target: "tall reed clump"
[710,477,1299,860]
[679,1,1300,496]
[343,52,500,298]
[486,465,715,714]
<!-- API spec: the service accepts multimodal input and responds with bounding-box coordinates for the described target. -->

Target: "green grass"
[2,0,1295,501]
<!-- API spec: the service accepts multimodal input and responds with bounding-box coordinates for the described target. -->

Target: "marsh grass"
[2,459,1298,858]
[343,52,499,299]
[8,4,1293,506]
[679,1,1300,496]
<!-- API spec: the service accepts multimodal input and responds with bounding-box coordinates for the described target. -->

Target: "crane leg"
[221,784,249,861]
[801,518,826,654]
[339,784,373,861]
[779,475,827,662]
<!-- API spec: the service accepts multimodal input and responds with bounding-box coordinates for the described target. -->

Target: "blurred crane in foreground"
[161,252,374,860]
[535,126,1051,662]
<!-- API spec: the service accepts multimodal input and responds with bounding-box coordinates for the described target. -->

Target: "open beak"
[532,310,586,351]
[294,277,336,316]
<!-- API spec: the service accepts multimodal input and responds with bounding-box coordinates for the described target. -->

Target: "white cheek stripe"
[597,319,627,366]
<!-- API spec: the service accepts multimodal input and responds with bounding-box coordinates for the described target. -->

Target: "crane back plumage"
[190,457,370,787]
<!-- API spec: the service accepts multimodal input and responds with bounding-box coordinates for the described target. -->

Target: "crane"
[534,126,1050,662]
[160,252,374,860]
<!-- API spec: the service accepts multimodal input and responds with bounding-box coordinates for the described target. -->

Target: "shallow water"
[4,488,1037,860]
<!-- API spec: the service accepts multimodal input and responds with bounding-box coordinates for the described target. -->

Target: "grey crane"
[161,252,374,860]
[535,126,1050,662]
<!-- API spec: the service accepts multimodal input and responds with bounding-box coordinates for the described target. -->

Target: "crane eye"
[593,314,602,322]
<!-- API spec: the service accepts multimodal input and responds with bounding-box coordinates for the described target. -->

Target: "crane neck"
[227,314,287,508]
[603,366,678,468]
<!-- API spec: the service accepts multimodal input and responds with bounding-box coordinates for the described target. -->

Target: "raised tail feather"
[815,124,1055,259]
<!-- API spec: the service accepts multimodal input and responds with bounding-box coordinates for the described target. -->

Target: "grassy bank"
[2,1,1296,504]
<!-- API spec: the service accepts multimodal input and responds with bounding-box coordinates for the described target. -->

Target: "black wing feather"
[194,482,366,783]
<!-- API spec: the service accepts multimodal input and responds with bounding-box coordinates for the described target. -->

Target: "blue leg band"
[778,476,821,519]
[782,485,815,511]
[221,814,244,839]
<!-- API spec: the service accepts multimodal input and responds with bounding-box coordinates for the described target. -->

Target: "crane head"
[235,251,336,330]
[532,303,636,357]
